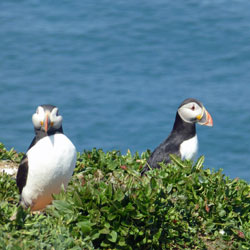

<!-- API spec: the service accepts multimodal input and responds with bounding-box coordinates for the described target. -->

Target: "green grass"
[0,142,250,249]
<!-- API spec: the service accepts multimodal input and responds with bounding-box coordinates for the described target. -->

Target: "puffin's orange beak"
[204,110,213,126]
[197,108,213,127]
[44,113,49,133]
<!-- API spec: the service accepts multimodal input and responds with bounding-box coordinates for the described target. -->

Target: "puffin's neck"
[172,112,196,137]
[34,127,63,141]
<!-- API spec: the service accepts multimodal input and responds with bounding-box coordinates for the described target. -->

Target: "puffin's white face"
[178,101,213,126]
[32,106,63,132]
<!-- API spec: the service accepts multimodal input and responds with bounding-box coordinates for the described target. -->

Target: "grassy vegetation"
[0,142,250,249]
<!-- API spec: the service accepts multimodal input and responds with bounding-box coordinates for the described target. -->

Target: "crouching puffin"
[141,98,213,175]
[16,105,77,211]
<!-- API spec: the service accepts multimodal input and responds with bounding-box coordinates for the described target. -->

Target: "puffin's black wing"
[16,155,29,194]
[16,136,37,194]
[141,134,181,175]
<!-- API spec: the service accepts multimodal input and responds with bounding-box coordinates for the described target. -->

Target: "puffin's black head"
[32,104,63,134]
[177,98,213,126]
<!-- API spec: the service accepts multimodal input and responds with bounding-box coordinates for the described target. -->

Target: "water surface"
[1,0,250,180]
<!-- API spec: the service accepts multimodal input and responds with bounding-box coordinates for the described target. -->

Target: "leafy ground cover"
[0,142,250,249]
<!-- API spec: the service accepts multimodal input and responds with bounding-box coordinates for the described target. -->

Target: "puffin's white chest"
[22,134,77,210]
[179,135,198,161]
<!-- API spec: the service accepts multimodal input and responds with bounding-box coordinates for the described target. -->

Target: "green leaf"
[195,155,205,170]
[99,228,110,234]
[108,231,118,243]
[106,183,113,198]
[219,209,226,217]
[114,189,125,202]
[169,154,186,168]
[52,200,73,214]
[167,184,173,194]
[77,221,92,234]
[145,184,152,197]
[150,177,157,189]
[107,213,117,221]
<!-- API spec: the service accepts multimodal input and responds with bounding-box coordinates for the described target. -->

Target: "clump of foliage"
[0,143,250,249]
[0,143,23,163]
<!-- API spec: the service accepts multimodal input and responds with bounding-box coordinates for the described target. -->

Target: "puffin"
[141,98,213,175]
[16,105,77,211]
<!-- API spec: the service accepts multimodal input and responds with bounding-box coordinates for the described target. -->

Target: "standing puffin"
[141,98,213,175]
[16,105,77,211]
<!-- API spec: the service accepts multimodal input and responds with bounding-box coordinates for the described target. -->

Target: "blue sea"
[1,0,250,181]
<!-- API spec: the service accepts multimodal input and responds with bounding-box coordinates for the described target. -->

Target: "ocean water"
[1,0,250,181]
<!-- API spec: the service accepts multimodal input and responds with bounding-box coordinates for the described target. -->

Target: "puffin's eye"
[191,105,195,111]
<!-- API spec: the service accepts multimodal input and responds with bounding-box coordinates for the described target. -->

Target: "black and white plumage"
[141,98,213,175]
[16,105,77,211]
